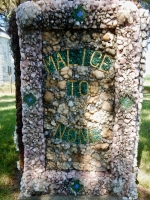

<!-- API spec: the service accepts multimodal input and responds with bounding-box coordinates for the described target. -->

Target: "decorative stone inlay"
[120,96,133,109]
[43,49,113,74]
[23,93,36,107]
[72,6,87,22]
[71,180,83,193]
[54,123,101,144]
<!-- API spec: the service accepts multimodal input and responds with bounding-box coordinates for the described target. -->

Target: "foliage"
[138,0,150,10]
[137,76,150,192]
[0,0,25,28]
[0,0,23,13]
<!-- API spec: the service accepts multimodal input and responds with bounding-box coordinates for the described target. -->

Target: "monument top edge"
[16,0,141,30]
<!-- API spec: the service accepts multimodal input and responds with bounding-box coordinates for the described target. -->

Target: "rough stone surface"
[18,194,122,200]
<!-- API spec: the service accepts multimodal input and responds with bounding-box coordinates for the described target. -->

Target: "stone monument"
[15,0,149,199]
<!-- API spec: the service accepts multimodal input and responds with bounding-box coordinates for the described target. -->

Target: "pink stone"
[97,172,104,176]
[117,39,122,45]
[22,60,29,67]
[113,124,119,132]
[118,77,124,82]
[69,170,76,175]
[118,45,124,50]
[40,155,45,161]
[67,174,72,179]
[120,58,126,64]
[61,190,67,195]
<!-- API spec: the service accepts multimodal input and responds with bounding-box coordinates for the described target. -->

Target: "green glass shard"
[73,6,87,22]
[71,180,83,193]
[23,93,36,107]
[120,96,133,109]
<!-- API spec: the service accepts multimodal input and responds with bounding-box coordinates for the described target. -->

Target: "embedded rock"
[102,101,113,112]
[44,91,54,102]
[57,80,66,89]
[101,128,112,139]
[90,81,99,96]
[92,143,109,150]
[91,70,105,79]
[117,9,130,25]
[102,33,111,41]
[60,67,72,78]
[106,48,116,56]
[45,76,56,88]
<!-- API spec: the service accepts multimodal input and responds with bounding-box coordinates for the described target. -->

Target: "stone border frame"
[16,0,149,199]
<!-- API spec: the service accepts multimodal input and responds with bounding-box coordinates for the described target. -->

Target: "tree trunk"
[7,11,24,174]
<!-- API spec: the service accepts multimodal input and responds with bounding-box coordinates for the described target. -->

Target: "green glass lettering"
[43,56,57,74]
[90,51,102,68]
[100,54,112,72]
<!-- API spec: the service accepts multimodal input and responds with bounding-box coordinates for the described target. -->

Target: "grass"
[0,94,19,200]
[0,77,150,199]
[137,75,150,199]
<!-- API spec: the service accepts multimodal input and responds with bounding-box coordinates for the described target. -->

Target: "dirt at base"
[138,185,150,200]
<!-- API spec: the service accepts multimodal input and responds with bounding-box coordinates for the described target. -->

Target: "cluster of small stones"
[16,0,118,30]
[111,2,150,200]
[15,0,150,199]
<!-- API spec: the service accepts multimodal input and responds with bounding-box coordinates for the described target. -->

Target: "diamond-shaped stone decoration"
[71,180,83,193]
[120,96,133,109]
[73,6,87,22]
[23,93,36,107]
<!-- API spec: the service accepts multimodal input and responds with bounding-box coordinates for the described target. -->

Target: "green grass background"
[137,76,150,192]
[0,94,19,200]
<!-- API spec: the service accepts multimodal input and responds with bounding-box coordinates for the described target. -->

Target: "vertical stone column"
[19,30,45,195]
[111,2,147,199]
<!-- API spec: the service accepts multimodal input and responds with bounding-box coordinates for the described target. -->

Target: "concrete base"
[18,194,122,200]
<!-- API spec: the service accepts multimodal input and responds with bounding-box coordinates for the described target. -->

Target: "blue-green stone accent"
[120,96,133,109]
[71,180,83,193]
[54,123,101,144]
[72,6,87,22]
[23,93,36,107]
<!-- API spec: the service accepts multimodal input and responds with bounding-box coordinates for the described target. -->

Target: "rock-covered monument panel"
[43,29,115,172]
[16,0,149,199]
